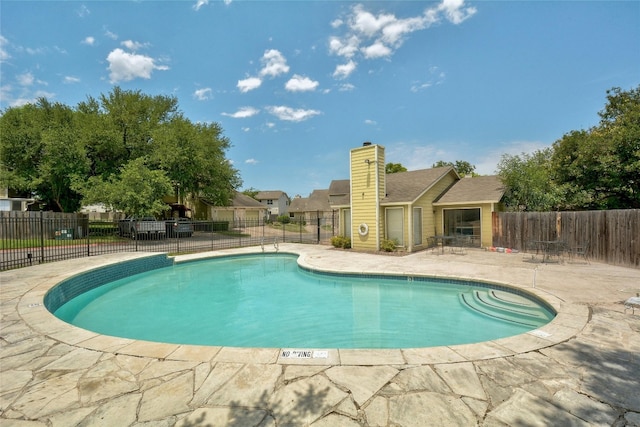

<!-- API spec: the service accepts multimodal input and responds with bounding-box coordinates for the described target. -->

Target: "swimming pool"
[49,253,555,349]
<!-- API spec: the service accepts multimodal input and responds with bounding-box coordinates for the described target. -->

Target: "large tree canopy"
[552,86,640,209]
[499,85,640,211]
[0,87,241,214]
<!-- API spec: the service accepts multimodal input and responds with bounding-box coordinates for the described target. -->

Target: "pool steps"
[459,290,552,328]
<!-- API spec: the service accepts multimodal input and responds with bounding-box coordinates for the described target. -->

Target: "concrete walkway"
[1,244,639,426]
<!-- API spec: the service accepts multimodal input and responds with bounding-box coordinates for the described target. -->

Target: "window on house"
[413,207,422,245]
[443,208,481,247]
[343,208,351,238]
[386,207,404,246]
[267,200,273,205]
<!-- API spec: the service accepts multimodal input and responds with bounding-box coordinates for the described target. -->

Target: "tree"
[242,188,260,199]
[80,158,172,217]
[385,163,407,174]
[0,99,89,211]
[552,86,640,209]
[1,87,242,214]
[432,160,477,177]
[497,149,561,211]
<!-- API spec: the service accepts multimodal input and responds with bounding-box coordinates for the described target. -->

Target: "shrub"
[381,238,398,252]
[331,235,351,249]
[277,215,290,224]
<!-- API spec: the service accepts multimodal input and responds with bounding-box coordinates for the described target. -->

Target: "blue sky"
[1,1,638,198]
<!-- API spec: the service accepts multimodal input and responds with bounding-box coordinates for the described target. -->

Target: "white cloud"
[410,66,446,92]
[365,119,377,125]
[193,0,208,11]
[77,4,90,17]
[82,36,95,46]
[259,49,289,77]
[328,36,360,58]
[0,36,11,62]
[17,72,35,86]
[222,106,260,118]
[266,106,321,122]
[237,77,262,93]
[121,40,147,51]
[193,87,212,100]
[64,76,81,84]
[245,158,259,165]
[106,48,169,83]
[338,83,355,91]
[333,60,357,79]
[329,0,476,78]
[361,42,392,59]
[438,0,477,25]
[104,29,118,40]
[285,75,319,92]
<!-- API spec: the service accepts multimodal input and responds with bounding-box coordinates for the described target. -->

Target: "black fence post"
[86,216,90,257]
[39,211,45,263]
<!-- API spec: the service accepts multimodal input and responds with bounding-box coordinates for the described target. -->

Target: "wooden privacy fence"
[492,209,640,269]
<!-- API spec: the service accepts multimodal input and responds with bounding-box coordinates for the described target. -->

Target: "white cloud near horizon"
[329,0,476,78]
[222,106,260,118]
[106,48,169,83]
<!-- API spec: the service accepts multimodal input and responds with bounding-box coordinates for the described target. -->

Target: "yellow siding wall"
[413,172,458,241]
[479,202,494,248]
[350,144,385,251]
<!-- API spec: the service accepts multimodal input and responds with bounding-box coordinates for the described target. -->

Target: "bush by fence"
[492,209,640,268]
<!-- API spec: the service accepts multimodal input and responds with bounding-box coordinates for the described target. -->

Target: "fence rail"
[492,209,640,269]
[0,212,337,271]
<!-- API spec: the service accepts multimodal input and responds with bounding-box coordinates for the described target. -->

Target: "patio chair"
[568,240,589,264]
[426,236,439,254]
[451,235,471,255]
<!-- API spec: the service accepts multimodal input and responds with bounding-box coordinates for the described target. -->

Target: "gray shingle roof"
[255,191,288,201]
[290,189,332,212]
[232,192,265,208]
[328,179,350,206]
[381,167,454,204]
[433,175,505,205]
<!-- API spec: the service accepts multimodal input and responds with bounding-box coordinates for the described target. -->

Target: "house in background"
[329,142,505,252]
[288,189,335,223]
[195,192,266,223]
[0,188,35,211]
[255,190,290,220]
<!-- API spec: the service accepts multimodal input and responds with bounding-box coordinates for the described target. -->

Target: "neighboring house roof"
[289,189,331,212]
[255,191,289,201]
[381,167,455,204]
[433,175,505,205]
[231,192,265,208]
[202,192,264,208]
[328,180,350,206]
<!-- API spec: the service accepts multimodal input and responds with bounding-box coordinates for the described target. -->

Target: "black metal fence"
[0,212,338,271]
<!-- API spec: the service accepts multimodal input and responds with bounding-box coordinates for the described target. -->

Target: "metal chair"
[568,241,589,264]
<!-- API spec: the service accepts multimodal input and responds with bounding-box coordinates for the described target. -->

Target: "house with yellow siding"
[330,142,505,252]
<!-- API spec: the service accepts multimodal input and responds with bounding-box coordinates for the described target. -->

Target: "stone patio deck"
[1,244,639,426]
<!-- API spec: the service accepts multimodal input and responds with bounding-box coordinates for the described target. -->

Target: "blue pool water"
[53,254,555,349]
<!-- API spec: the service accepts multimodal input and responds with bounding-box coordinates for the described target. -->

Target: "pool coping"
[16,246,588,367]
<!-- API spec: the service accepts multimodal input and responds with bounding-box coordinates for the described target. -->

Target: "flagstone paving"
[1,244,639,426]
